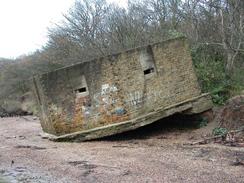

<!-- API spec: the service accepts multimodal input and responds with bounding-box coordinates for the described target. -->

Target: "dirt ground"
[0,116,243,183]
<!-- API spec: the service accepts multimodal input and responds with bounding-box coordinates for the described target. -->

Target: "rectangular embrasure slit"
[144,68,155,75]
[75,87,87,93]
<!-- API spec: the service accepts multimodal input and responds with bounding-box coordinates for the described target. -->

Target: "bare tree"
[45,0,243,72]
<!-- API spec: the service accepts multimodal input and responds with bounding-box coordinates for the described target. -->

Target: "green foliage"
[192,44,243,106]
[211,86,230,105]
[229,67,244,96]
[191,45,231,105]
[212,127,228,136]
[168,30,184,39]
[197,116,208,128]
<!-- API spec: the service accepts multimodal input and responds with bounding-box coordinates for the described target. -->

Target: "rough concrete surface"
[34,37,208,137]
[0,116,243,183]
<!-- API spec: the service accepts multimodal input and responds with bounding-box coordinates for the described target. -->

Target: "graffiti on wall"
[126,91,144,107]
[124,89,171,108]
[100,84,127,117]
[73,81,171,127]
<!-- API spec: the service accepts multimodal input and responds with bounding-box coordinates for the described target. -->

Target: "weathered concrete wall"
[33,37,202,136]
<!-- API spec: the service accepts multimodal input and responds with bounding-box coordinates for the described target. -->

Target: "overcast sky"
[0,0,127,59]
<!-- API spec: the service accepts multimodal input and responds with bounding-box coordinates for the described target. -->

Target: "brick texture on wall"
[33,37,202,136]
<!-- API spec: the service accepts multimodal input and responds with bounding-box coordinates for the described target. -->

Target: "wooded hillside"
[0,0,243,112]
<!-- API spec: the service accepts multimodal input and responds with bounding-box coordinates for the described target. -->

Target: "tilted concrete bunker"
[33,37,213,141]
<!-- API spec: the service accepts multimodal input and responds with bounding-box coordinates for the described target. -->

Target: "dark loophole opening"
[75,87,87,93]
[144,68,154,75]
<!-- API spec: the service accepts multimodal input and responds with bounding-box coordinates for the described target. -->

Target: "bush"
[191,45,231,105]
[198,117,208,128]
[212,127,228,136]
[229,67,244,96]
